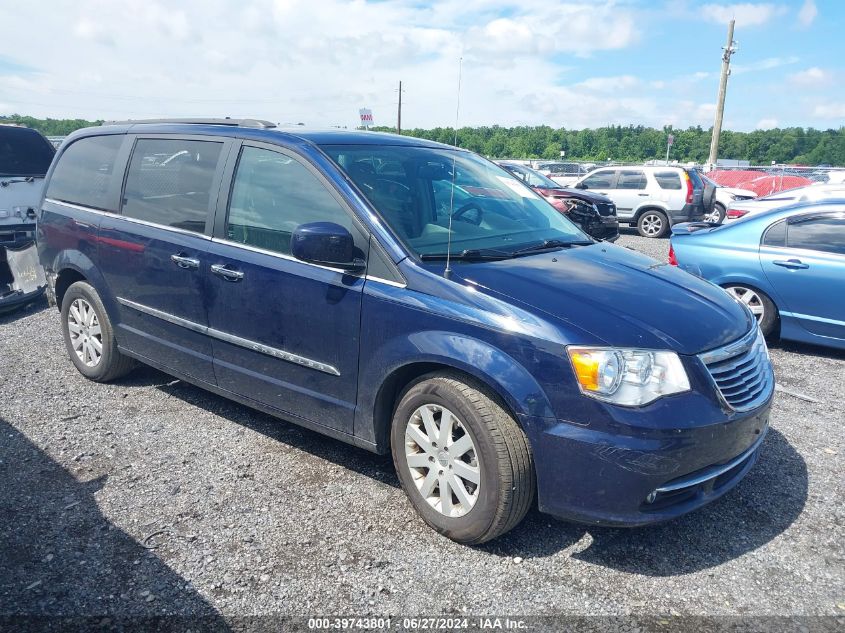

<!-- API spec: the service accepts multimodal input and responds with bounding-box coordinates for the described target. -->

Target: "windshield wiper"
[510,238,594,256]
[420,248,513,261]
[0,176,36,187]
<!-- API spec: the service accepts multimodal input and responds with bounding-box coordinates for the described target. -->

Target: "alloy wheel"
[705,207,722,223]
[404,404,480,518]
[640,213,664,237]
[725,286,765,321]
[67,298,103,367]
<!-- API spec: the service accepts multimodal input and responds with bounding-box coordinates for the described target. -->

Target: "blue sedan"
[670,200,845,350]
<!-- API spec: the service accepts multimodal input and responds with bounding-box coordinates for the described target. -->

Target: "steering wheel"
[452,202,484,226]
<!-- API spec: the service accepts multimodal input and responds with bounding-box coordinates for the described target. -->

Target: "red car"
[498,162,619,241]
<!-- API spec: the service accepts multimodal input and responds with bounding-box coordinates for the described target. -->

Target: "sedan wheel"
[724,286,765,320]
[404,404,480,518]
[67,298,103,367]
[723,284,779,337]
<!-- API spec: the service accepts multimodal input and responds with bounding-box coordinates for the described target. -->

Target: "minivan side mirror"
[291,222,364,272]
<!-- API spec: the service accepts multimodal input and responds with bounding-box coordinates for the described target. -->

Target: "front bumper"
[521,397,771,527]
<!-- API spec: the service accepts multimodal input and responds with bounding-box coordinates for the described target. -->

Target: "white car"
[726,183,845,221]
[700,174,756,223]
[573,165,708,237]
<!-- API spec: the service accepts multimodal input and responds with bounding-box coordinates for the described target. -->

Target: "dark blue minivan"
[38,120,774,543]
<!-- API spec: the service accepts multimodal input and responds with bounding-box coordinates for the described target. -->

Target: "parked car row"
[36,120,775,544]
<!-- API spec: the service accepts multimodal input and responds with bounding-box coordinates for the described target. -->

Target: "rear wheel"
[723,284,778,337]
[637,210,669,238]
[390,373,535,544]
[61,281,136,381]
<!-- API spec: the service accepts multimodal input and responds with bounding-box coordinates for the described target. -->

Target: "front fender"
[355,329,556,448]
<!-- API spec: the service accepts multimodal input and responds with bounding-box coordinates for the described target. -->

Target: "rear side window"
[654,171,682,189]
[46,135,123,210]
[0,127,55,177]
[787,215,845,255]
[581,170,614,189]
[226,146,362,256]
[762,220,787,247]
[122,138,223,233]
[616,170,647,190]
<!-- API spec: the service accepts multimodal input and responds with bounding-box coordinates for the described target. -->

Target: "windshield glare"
[321,145,588,257]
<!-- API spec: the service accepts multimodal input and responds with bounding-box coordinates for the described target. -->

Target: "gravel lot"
[1,231,843,622]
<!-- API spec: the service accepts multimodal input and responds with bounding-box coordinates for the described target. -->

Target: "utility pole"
[396,81,403,134]
[707,19,737,169]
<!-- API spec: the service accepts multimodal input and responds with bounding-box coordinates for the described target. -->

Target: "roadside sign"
[359,108,374,128]
[668,134,675,146]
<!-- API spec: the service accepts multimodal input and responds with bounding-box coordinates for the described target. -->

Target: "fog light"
[645,491,657,504]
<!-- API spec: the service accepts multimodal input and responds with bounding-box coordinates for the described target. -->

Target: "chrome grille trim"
[699,327,774,412]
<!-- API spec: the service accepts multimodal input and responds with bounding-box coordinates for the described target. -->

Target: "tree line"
[4,114,843,165]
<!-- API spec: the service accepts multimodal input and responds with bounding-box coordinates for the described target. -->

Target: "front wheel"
[390,373,535,544]
[637,210,669,238]
[723,284,778,337]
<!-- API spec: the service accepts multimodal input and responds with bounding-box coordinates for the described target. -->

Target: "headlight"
[567,347,690,406]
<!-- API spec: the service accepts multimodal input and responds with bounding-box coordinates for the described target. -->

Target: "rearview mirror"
[291,222,364,272]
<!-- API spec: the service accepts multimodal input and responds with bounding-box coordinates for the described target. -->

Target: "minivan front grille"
[699,327,774,411]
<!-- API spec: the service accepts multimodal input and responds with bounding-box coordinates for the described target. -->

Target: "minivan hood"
[437,243,752,355]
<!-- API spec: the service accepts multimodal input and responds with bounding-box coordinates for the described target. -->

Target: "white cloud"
[574,76,641,93]
[788,67,833,87]
[812,103,845,119]
[756,118,779,129]
[700,3,787,27]
[798,0,818,27]
[732,56,800,74]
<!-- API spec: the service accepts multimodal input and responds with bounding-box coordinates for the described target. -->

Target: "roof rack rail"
[103,118,277,129]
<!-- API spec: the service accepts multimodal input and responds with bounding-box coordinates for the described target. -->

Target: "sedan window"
[787,215,845,256]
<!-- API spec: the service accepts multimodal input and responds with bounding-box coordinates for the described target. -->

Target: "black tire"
[390,372,535,544]
[61,281,136,381]
[637,209,669,238]
[723,284,779,337]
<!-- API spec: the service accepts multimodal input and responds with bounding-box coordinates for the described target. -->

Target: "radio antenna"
[444,55,463,279]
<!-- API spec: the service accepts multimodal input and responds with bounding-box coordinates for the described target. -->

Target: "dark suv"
[38,120,773,544]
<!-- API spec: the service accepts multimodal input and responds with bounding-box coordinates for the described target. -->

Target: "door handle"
[171,253,199,270]
[637,193,648,196]
[773,259,809,270]
[211,263,245,281]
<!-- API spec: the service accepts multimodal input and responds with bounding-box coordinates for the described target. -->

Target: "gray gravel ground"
[1,232,843,622]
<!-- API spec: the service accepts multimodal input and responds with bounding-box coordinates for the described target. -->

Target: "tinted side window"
[122,138,222,233]
[616,170,647,190]
[787,215,845,255]
[762,219,786,247]
[0,127,55,177]
[46,135,123,210]
[226,146,362,256]
[654,171,682,189]
[581,170,614,189]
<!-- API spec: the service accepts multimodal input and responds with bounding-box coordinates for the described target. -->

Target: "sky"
[0,0,842,131]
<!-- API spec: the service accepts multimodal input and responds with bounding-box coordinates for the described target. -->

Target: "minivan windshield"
[321,144,589,258]
[0,126,55,177]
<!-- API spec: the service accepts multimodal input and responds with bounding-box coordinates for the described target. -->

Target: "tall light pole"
[707,19,737,170]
